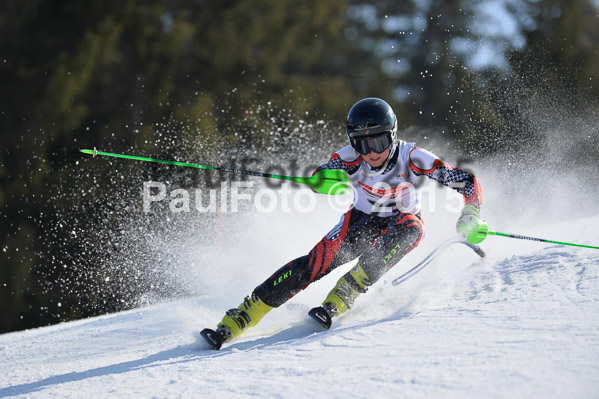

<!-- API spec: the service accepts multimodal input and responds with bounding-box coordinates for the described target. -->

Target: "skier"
[202,97,487,349]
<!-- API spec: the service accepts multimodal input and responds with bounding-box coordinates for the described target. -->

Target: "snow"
[1,211,598,398]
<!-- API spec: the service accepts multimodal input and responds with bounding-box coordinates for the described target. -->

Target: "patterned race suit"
[255,140,482,308]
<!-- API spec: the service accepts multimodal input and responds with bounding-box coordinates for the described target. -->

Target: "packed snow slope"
[1,206,599,399]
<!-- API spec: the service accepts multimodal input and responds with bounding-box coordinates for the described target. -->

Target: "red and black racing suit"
[255,141,482,308]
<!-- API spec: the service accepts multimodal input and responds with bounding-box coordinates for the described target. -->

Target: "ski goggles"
[349,132,393,155]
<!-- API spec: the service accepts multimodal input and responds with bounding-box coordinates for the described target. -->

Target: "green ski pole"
[486,230,599,250]
[80,148,350,195]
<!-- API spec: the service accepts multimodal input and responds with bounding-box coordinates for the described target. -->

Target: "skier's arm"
[313,146,362,176]
[408,147,482,208]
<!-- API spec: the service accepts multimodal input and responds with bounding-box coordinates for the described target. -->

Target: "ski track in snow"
[1,219,599,398]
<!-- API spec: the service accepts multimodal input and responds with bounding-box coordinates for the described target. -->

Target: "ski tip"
[308,306,332,330]
[200,328,224,350]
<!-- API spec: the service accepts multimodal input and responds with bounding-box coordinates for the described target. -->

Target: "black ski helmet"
[346,97,398,156]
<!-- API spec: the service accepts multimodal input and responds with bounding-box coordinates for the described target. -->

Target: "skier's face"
[362,148,390,168]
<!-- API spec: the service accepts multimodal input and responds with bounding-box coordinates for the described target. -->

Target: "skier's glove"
[456,205,488,244]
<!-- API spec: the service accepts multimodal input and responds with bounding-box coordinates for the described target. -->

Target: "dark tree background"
[1,0,598,333]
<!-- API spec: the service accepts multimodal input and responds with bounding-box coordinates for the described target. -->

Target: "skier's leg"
[322,212,424,317]
[215,208,373,341]
[254,208,373,307]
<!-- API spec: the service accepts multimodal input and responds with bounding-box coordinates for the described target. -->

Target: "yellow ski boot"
[309,262,372,329]
[201,292,272,350]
